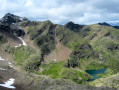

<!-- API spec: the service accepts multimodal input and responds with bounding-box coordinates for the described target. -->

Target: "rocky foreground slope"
[0,13,119,90]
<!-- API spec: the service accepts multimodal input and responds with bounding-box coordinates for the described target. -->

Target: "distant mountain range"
[108,21,119,26]
[98,21,119,26]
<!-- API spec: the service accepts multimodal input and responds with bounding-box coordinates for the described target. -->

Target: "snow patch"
[54,59,56,61]
[15,44,21,48]
[15,37,27,48]
[18,37,27,46]
[15,46,19,48]
[0,57,4,61]
[19,44,22,46]
[8,62,13,68]
[0,78,15,89]
[20,17,23,21]
[9,65,13,68]
[8,62,11,65]
[0,68,7,71]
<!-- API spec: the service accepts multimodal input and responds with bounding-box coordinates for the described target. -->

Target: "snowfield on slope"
[0,68,7,71]
[15,37,27,48]
[18,37,27,46]
[0,78,15,89]
[0,57,4,61]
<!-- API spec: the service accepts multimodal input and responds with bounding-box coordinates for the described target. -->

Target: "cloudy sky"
[0,0,119,25]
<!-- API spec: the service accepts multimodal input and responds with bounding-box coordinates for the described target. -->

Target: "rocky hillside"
[0,13,119,90]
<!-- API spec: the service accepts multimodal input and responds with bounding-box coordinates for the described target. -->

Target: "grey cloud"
[0,0,119,24]
[92,0,119,13]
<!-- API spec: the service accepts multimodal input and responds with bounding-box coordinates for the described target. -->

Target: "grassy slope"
[36,61,91,84]
[81,24,119,88]
[85,24,119,72]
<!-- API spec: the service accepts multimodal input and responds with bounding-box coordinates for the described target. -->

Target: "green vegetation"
[26,21,52,40]
[97,73,105,78]
[24,54,42,71]
[1,43,14,54]
[56,25,85,49]
[25,20,56,59]
[14,46,34,66]
[14,46,43,71]
[36,61,91,84]
[0,33,7,45]
[86,61,106,70]
[65,43,97,68]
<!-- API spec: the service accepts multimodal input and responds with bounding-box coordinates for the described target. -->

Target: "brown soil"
[4,32,23,47]
[44,41,71,63]
[44,28,71,63]
[22,35,40,53]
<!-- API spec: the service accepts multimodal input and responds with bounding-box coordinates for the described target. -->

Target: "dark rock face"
[37,24,56,55]
[98,22,111,26]
[113,26,119,29]
[98,22,119,29]
[1,13,21,24]
[89,33,97,40]
[65,21,90,37]
[0,33,7,45]
[65,21,83,33]
[66,44,96,68]
[0,23,25,36]
[10,24,25,36]
[107,43,119,51]
[73,44,95,59]
[0,13,26,36]
[104,32,111,37]
[1,13,28,25]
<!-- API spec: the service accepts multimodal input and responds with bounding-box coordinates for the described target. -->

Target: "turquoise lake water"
[85,68,106,81]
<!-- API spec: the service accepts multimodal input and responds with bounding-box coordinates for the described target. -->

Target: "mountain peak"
[65,21,83,31]
[65,21,75,26]
[1,13,29,24]
[4,13,14,16]
[98,22,111,26]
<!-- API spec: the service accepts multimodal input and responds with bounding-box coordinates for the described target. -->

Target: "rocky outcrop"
[65,21,83,33]
[89,33,97,40]
[1,13,28,25]
[66,43,96,68]
[104,32,111,37]
[0,33,7,45]
[98,22,111,26]
[107,43,119,51]
[0,13,26,37]
[0,22,25,36]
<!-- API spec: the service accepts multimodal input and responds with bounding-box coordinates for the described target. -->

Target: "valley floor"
[0,49,116,90]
